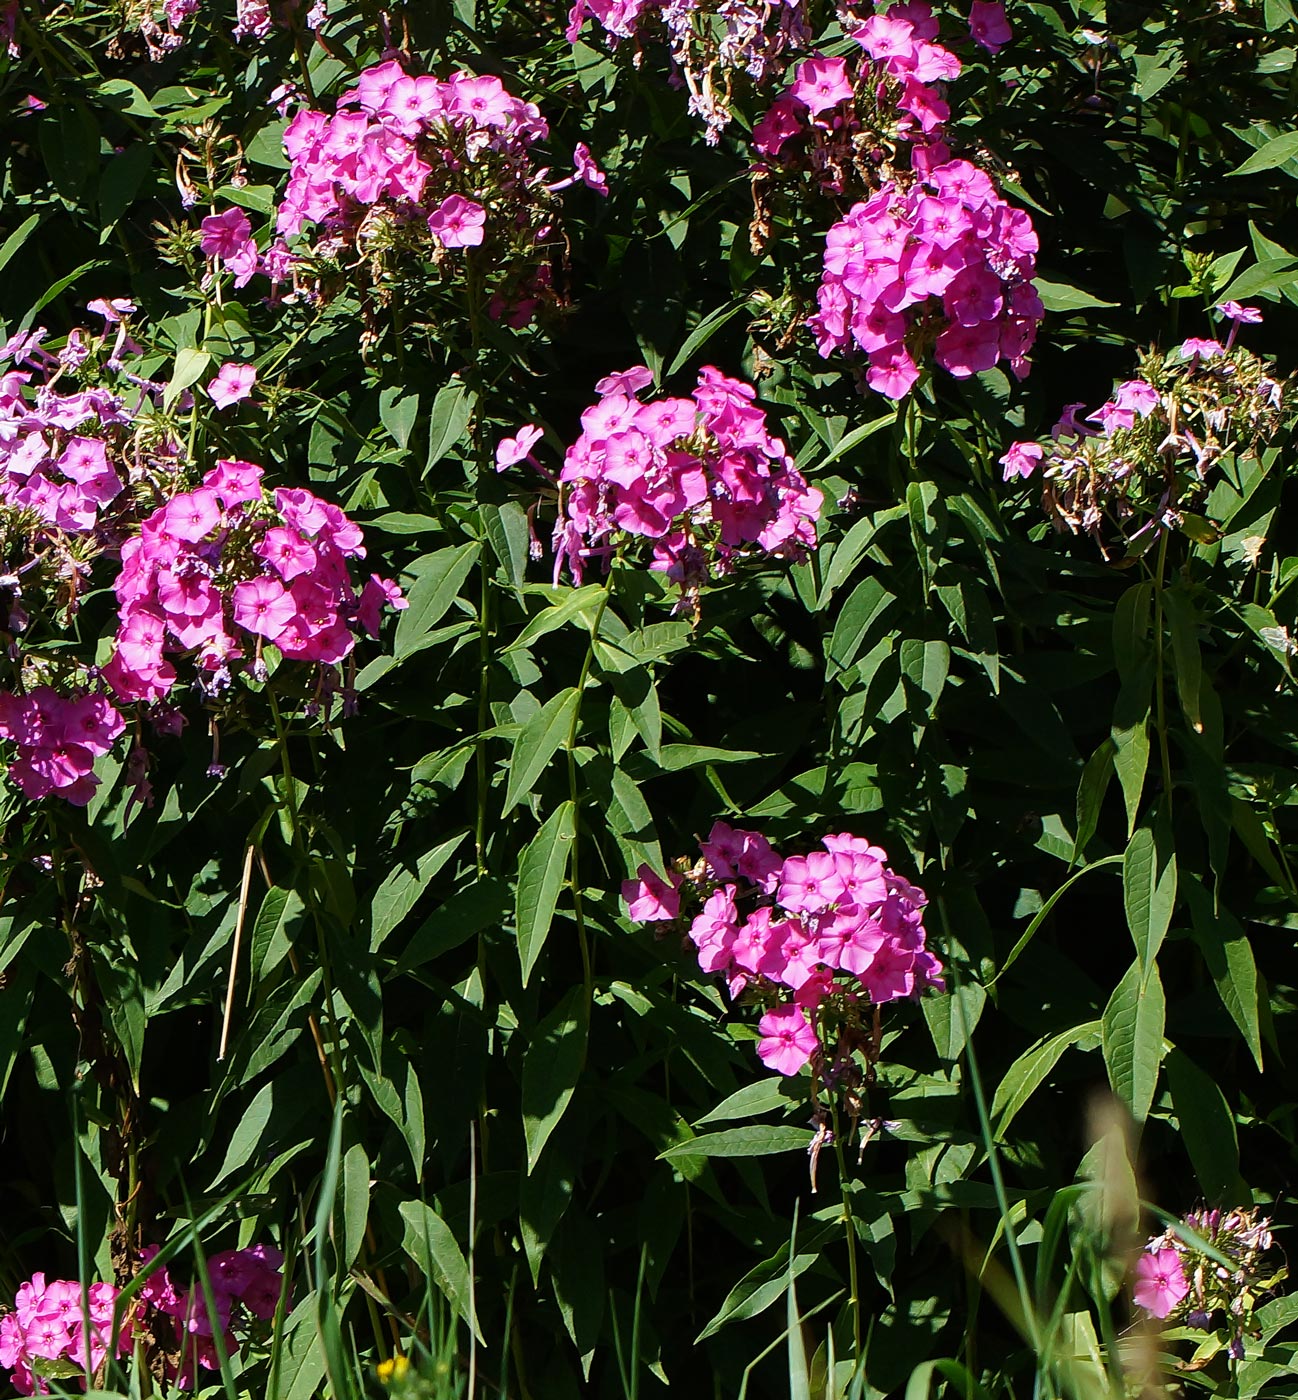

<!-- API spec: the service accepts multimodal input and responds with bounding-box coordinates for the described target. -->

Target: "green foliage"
[3,0,1298,1397]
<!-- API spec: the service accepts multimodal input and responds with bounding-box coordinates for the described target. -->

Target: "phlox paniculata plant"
[0,305,405,808]
[0,1276,127,1395]
[747,2,1042,398]
[495,364,821,602]
[0,1247,287,1395]
[1000,303,1286,552]
[1133,1208,1285,1360]
[208,60,607,333]
[625,824,944,1096]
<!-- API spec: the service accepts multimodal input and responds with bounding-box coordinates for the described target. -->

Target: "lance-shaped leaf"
[1102,958,1166,1125]
[522,986,587,1172]
[516,800,575,985]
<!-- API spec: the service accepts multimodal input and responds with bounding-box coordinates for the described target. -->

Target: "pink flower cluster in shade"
[0,687,124,805]
[138,1244,286,1384]
[0,318,142,535]
[0,1275,128,1395]
[538,364,821,585]
[752,9,963,177]
[624,825,944,1077]
[564,0,812,143]
[105,462,406,705]
[808,158,1043,396]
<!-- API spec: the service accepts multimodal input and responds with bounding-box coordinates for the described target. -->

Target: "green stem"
[1151,529,1175,801]
[266,687,348,1097]
[566,593,608,1003]
[830,1098,862,1360]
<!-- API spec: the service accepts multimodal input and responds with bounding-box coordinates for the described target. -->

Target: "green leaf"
[516,802,576,985]
[1101,958,1166,1125]
[163,347,211,410]
[1184,880,1263,1071]
[1162,588,1203,734]
[1073,738,1115,862]
[505,584,607,653]
[366,834,465,953]
[1219,256,1298,302]
[505,688,581,813]
[1113,582,1153,681]
[398,1200,482,1342]
[378,387,420,451]
[340,1143,370,1270]
[424,379,475,471]
[394,543,480,657]
[481,501,531,592]
[991,1022,1102,1141]
[1123,825,1176,974]
[989,856,1123,985]
[658,1126,815,1160]
[522,986,586,1172]
[0,213,41,274]
[1166,1049,1239,1202]
[1034,279,1119,311]
[391,877,508,976]
[826,577,897,676]
[99,145,153,237]
[695,1225,836,1343]
[1111,712,1151,838]
[664,300,746,378]
[695,1078,806,1126]
[1229,130,1298,176]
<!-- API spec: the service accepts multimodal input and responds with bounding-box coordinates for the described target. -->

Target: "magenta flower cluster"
[105,461,405,704]
[0,1276,127,1395]
[0,305,406,808]
[808,158,1043,397]
[624,825,944,1077]
[1135,1208,1283,1358]
[752,8,964,177]
[999,303,1283,544]
[502,365,821,587]
[231,60,607,322]
[138,1243,285,1383]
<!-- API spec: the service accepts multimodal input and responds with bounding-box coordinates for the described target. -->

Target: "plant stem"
[566,592,608,1004]
[1151,528,1175,801]
[831,1098,862,1360]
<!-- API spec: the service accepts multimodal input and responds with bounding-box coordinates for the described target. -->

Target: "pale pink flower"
[206,362,256,410]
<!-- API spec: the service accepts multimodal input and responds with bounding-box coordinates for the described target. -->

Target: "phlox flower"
[495,424,544,470]
[968,0,1012,54]
[199,208,252,259]
[999,440,1043,481]
[207,362,256,410]
[1133,1248,1189,1319]
[622,864,683,921]
[790,56,853,115]
[756,1004,819,1076]
[427,194,486,249]
[1217,300,1262,323]
[573,142,608,196]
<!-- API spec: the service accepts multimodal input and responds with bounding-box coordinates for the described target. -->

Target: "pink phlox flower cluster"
[0,1275,128,1395]
[1008,321,1285,545]
[258,60,600,322]
[548,364,821,586]
[105,463,406,704]
[625,825,944,1078]
[0,322,137,534]
[808,158,1042,396]
[566,0,812,143]
[138,1244,286,1384]
[1136,1207,1284,1356]
[0,686,125,806]
[752,8,963,173]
